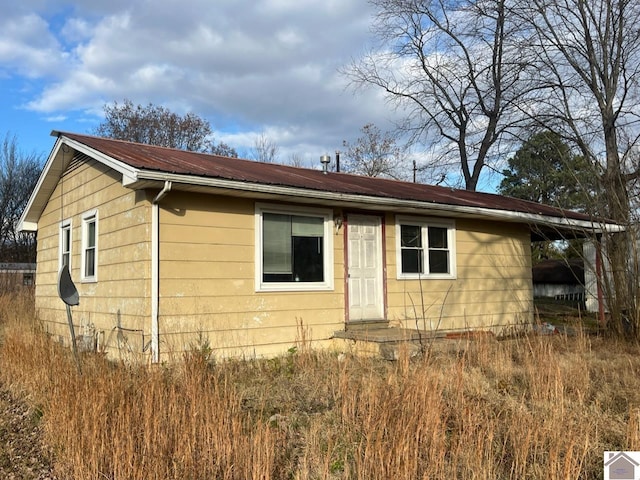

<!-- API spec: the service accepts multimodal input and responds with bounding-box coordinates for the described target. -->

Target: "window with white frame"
[81,211,98,282]
[396,216,456,279]
[256,204,334,291]
[60,219,72,270]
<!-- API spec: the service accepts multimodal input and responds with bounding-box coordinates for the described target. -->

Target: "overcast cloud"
[1,0,402,166]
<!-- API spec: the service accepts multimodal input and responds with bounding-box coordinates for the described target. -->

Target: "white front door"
[347,214,384,321]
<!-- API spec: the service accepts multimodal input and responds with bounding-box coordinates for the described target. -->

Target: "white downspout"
[151,181,172,363]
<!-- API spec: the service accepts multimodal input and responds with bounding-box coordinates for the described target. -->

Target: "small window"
[60,219,72,270]
[256,204,334,291]
[396,216,456,279]
[22,273,34,286]
[81,211,98,282]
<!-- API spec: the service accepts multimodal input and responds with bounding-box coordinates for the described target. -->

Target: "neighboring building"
[532,258,585,303]
[583,238,639,314]
[0,263,36,292]
[18,131,621,362]
[583,240,602,313]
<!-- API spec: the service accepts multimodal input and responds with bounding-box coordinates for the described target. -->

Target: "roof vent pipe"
[335,151,340,173]
[320,155,331,174]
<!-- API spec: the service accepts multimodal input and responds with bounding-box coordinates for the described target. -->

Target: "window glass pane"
[292,216,323,237]
[401,249,423,273]
[429,250,449,274]
[85,248,95,277]
[428,227,447,249]
[63,253,70,267]
[87,220,96,248]
[263,213,292,274]
[293,236,324,281]
[401,225,421,247]
[262,211,327,284]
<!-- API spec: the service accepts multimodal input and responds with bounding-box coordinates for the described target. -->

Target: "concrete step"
[332,327,495,360]
[344,319,390,331]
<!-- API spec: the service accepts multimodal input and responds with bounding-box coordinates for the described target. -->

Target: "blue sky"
[1,0,508,192]
[1,0,398,164]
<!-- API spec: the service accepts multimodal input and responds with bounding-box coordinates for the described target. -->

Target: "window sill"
[256,282,334,293]
[396,273,456,281]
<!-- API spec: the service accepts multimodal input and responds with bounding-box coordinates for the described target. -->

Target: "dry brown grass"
[1,293,639,479]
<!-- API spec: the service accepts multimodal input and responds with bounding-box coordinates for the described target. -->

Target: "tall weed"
[0,294,638,479]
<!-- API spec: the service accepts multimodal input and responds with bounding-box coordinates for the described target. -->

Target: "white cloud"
[275,28,304,48]
[2,0,405,162]
[44,115,67,122]
[0,13,67,77]
[61,17,94,44]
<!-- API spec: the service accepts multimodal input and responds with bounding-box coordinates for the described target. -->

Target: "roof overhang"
[18,134,139,232]
[126,170,621,239]
[19,133,623,240]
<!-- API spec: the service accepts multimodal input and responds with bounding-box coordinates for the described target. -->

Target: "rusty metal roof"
[57,131,600,223]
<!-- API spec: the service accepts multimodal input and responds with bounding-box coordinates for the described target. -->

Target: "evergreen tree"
[499,131,599,262]
[499,131,597,211]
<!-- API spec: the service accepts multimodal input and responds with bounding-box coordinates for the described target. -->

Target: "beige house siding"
[33,160,533,362]
[157,192,346,360]
[35,158,151,359]
[385,214,533,333]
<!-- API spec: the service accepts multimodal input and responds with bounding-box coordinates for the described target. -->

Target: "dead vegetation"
[0,386,55,480]
[0,293,639,479]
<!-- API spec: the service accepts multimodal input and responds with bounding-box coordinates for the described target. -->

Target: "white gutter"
[132,170,624,234]
[151,180,172,363]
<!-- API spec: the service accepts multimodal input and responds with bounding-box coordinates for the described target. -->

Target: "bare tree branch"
[94,99,237,156]
[251,133,279,163]
[1,133,41,262]
[342,123,409,179]
[345,0,531,191]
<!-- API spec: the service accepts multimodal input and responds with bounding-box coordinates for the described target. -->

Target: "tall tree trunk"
[603,124,634,335]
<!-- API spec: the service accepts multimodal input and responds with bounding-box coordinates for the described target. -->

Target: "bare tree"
[346,0,531,191]
[251,133,279,163]
[1,133,41,262]
[351,0,640,335]
[95,99,237,156]
[209,142,239,158]
[519,0,640,335]
[287,153,305,168]
[342,123,409,179]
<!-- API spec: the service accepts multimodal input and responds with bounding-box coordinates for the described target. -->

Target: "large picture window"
[256,205,333,291]
[396,216,456,279]
[81,210,98,282]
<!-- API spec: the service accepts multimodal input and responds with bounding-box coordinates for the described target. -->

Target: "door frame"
[343,212,387,324]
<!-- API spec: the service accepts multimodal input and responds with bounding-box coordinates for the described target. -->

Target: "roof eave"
[18,133,141,232]
[132,170,620,236]
[21,133,621,238]
[18,136,66,232]
[56,132,139,183]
